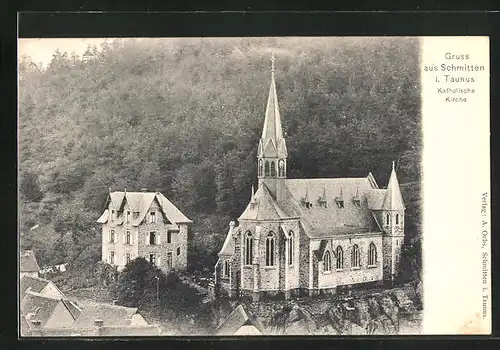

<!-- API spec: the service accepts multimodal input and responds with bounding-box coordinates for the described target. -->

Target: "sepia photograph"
[19,35,471,337]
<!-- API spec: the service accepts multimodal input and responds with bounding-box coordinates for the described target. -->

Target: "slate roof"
[382,165,406,210]
[72,302,141,329]
[285,177,378,238]
[97,191,192,226]
[20,275,65,300]
[20,291,70,328]
[239,184,293,221]
[20,250,40,273]
[215,305,263,335]
[97,325,161,336]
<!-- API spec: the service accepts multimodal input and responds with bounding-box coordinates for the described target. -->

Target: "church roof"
[284,177,378,238]
[218,225,236,256]
[238,183,293,221]
[97,191,192,226]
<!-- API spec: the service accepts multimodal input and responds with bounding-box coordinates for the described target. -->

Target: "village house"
[20,250,40,278]
[215,304,263,336]
[97,189,192,273]
[214,56,406,301]
[20,275,66,300]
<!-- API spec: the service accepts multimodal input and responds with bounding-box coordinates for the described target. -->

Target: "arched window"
[126,231,131,244]
[265,232,275,266]
[368,243,377,266]
[336,246,344,270]
[385,213,390,225]
[352,244,360,268]
[265,161,270,177]
[395,213,399,225]
[324,251,331,272]
[258,159,263,177]
[288,231,294,266]
[223,260,230,277]
[270,161,276,177]
[245,232,253,265]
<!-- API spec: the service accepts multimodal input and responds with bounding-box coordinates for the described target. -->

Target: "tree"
[19,170,43,202]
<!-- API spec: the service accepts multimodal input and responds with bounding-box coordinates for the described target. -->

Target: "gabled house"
[214,55,406,301]
[215,304,263,335]
[97,189,192,273]
[20,275,66,300]
[72,301,148,331]
[20,290,81,335]
[20,250,40,278]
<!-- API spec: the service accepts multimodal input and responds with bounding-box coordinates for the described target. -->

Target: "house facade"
[20,250,40,278]
[97,190,192,274]
[214,56,406,301]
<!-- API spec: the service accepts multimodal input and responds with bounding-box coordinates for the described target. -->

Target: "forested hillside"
[19,37,422,279]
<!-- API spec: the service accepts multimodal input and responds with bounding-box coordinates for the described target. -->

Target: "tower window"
[167,231,172,243]
[258,159,263,177]
[288,231,294,266]
[270,161,276,177]
[368,243,377,266]
[352,244,360,268]
[245,232,253,266]
[324,251,331,272]
[395,213,399,225]
[126,211,130,223]
[126,231,131,244]
[264,161,270,177]
[149,232,156,245]
[110,230,115,243]
[111,210,115,222]
[336,246,344,270]
[278,159,285,177]
[385,213,390,225]
[265,232,275,266]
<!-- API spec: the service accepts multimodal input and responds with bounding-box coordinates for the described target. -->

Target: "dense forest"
[19,37,422,281]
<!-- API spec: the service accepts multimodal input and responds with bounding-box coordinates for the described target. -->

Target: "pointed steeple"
[258,53,287,158]
[382,161,405,210]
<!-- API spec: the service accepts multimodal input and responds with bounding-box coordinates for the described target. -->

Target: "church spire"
[382,161,405,210]
[258,53,287,159]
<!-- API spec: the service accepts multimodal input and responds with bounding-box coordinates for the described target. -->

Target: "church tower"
[257,54,288,202]
[381,161,406,282]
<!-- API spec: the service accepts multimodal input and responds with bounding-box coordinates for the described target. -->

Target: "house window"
[167,231,172,243]
[126,231,131,245]
[264,161,270,177]
[126,253,131,264]
[270,161,276,177]
[176,247,181,256]
[126,211,130,223]
[223,260,230,277]
[109,250,115,265]
[110,230,115,243]
[245,232,253,265]
[368,243,377,266]
[265,232,275,267]
[324,251,331,272]
[288,231,294,266]
[395,213,399,225]
[336,246,344,270]
[149,254,156,265]
[150,212,156,223]
[352,244,360,268]
[149,232,156,245]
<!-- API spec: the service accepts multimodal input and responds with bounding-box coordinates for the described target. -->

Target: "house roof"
[62,299,83,320]
[97,325,161,336]
[20,291,71,328]
[72,302,140,329]
[20,250,40,273]
[215,304,263,336]
[20,275,67,301]
[284,177,378,238]
[98,191,192,226]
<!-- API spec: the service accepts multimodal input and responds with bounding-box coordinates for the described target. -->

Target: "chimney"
[94,319,104,327]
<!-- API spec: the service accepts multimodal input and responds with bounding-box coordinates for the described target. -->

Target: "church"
[214,56,406,301]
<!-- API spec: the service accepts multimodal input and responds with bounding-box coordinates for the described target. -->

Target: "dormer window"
[335,199,344,208]
[318,198,327,208]
[301,198,313,208]
[150,212,156,223]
